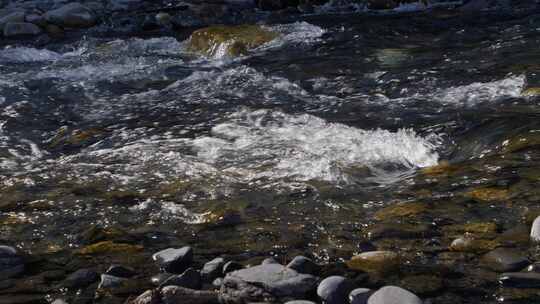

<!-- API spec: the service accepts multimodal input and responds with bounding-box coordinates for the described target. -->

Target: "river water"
[2,8,540,303]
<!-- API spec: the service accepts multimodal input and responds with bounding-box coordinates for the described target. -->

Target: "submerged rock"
[223,261,243,274]
[499,272,540,288]
[0,245,24,279]
[0,11,25,32]
[3,22,42,36]
[449,235,498,253]
[76,241,143,255]
[287,256,320,275]
[349,288,372,304]
[64,269,99,288]
[317,276,355,304]
[262,257,279,265]
[347,251,400,273]
[219,264,318,303]
[188,25,278,58]
[45,3,96,28]
[160,268,202,290]
[152,247,193,274]
[373,202,427,221]
[201,257,225,282]
[530,215,540,242]
[367,286,422,304]
[162,286,219,304]
[480,248,529,272]
[105,265,136,278]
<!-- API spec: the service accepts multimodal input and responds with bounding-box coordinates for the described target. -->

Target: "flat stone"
[45,3,96,28]
[367,286,423,304]
[317,276,354,304]
[531,216,540,242]
[64,268,99,288]
[480,248,529,272]
[105,265,136,278]
[152,247,193,274]
[220,264,318,303]
[0,246,24,279]
[161,286,219,304]
[347,251,400,273]
[201,257,225,282]
[499,272,540,288]
[160,268,202,290]
[349,288,372,304]
[287,256,320,275]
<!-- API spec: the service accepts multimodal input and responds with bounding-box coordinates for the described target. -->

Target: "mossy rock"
[76,241,143,255]
[449,235,498,253]
[346,251,400,273]
[400,274,444,296]
[188,25,278,58]
[522,87,540,97]
[502,133,540,153]
[420,160,458,176]
[373,202,428,221]
[466,187,509,202]
[442,222,498,236]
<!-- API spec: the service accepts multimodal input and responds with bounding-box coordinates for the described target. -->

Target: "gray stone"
[349,288,372,304]
[262,257,279,265]
[161,286,219,304]
[105,265,136,278]
[480,248,529,272]
[287,256,320,275]
[201,257,225,282]
[25,14,46,26]
[64,268,99,288]
[98,274,128,289]
[151,273,173,286]
[51,300,69,304]
[160,268,202,290]
[152,247,193,274]
[0,246,24,279]
[213,277,223,287]
[220,264,318,303]
[367,286,422,304]
[531,216,540,242]
[285,301,316,304]
[0,279,15,290]
[223,261,243,274]
[3,22,42,36]
[499,272,540,288]
[317,276,354,304]
[44,3,96,28]
[526,262,540,272]
[0,11,24,32]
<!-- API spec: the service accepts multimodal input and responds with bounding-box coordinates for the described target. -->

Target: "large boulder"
[219,263,318,303]
[188,25,278,58]
[3,22,42,37]
[44,3,96,28]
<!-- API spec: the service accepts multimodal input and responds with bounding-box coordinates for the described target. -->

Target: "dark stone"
[480,248,529,272]
[367,223,436,240]
[285,301,316,304]
[499,272,540,288]
[212,277,223,288]
[64,268,99,288]
[287,256,320,275]
[106,265,136,278]
[160,268,202,290]
[161,286,219,304]
[0,279,15,290]
[317,276,355,304]
[44,3,96,28]
[220,264,318,303]
[367,286,422,304]
[152,247,193,274]
[349,288,372,304]
[201,257,225,282]
[223,261,243,274]
[151,273,173,286]
[0,245,24,279]
[262,257,279,265]
[526,262,540,272]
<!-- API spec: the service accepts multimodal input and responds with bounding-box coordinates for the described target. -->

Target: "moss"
[373,202,427,221]
[522,87,540,96]
[442,222,498,236]
[76,241,143,255]
[188,25,278,57]
[502,133,540,153]
[466,187,509,202]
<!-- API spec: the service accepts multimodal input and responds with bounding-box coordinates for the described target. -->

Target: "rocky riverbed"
[3,0,540,303]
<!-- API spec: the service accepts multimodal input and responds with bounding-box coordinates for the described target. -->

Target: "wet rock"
[285,301,316,304]
[161,285,219,304]
[213,277,223,288]
[151,273,173,286]
[64,268,99,288]
[25,14,46,27]
[51,299,68,304]
[367,223,435,240]
[497,225,530,246]
[131,289,159,304]
[480,248,529,272]
[523,87,540,96]
[220,264,318,303]
[152,247,193,273]
[526,263,540,272]
[160,268,202,290]
[201,257,225,282]
[262,257,279,265]
[223,261,243,274]
[188,25,278,58]
[0,245,24,279]
[3,22,42,36]
[373,202,427,221]
[44,3,96,28]
[317,276,354,304]
[499,272,540,288]
[98,274,128,289]
[45,24,64,37]
[400,275,443,295]
[0,279,15,290]
[155,12,172,27]
[346,251,400,273]
[467,187,509,203]
[449,235,498,253]
[367,286,422,304]
[105,265,136,278]
[0,11,25,32]
[77,241,143,255]
[287,256,320,275]
[442,222,498,236]
[257,0,291,10]
[531,215,540,242]
[349,288,372,304]
[367,0,398,9]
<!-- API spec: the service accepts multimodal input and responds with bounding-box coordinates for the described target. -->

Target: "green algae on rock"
[346,251,400,274]
[373,202,428,221]
[188,25,279,58]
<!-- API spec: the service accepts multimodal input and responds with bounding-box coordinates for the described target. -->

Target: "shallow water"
[2,9,540,303]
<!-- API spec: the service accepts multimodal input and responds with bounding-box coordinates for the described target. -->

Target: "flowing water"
[2,8,540,303]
